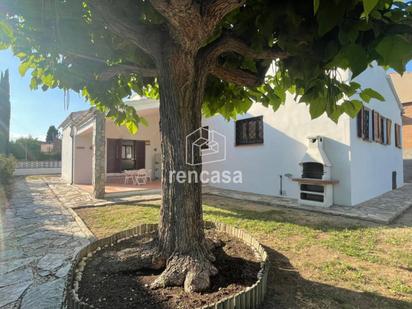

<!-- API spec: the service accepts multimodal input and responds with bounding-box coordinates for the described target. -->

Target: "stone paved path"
[0,177,93,309]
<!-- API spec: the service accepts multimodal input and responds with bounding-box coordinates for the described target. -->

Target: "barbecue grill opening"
[302,162,324,179]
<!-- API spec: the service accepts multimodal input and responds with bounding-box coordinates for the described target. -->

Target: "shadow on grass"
[202,195,412,230]
[261,246,412,309]
[202,206,378,232]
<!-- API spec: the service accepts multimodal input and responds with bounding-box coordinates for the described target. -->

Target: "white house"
[60,65,403,206]
[60,98,161,196]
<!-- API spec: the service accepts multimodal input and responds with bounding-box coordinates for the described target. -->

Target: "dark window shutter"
[387,119,392,145]
[357,108,363,138]
[201,126,209,150]
[381,117,385,144]
[395,124,402,148]
[363,109,370,141]
[235,116,264,145]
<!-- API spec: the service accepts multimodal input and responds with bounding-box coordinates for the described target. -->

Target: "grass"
[75,195,412,308]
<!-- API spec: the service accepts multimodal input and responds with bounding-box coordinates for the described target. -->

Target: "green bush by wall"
[0,154,16,184]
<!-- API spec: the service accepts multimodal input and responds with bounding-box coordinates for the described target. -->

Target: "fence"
[14,161,62,176]
[16,161,62,169]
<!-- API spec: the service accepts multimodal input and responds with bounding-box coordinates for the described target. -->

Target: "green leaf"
[0,21,13,49]
[362,0,379,16]
[333,44,368,77]
[314,0,320,15]
[309,99,326,119]
[18,62,31,76]
[338,24,359,45]
[360,88,385,102]
[376,35,412,74]
[341,100,363,117]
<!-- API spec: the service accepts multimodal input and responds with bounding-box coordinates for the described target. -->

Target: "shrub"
[0,154,16,184]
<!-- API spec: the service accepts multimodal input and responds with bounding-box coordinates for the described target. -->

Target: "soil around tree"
[77,228,262,309]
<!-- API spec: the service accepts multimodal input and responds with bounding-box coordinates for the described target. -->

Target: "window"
[235,116,264,145]
[121,144,134,159]
[395,124,402,148]
[358,108,393,146]
[357,107,371,141]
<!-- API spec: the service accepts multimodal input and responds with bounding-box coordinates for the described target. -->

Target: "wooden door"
[107,139,121,173]
[134,140,145,169]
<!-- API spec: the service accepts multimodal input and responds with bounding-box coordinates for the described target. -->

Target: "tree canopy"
[0,0,411,130]
[46,125,59,143]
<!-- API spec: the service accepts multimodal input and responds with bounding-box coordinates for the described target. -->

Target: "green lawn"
[75,195,412,309]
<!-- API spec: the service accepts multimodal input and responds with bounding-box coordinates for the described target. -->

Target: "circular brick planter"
[64,222,269,309]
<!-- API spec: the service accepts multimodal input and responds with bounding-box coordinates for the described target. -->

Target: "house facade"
[388,72,412,182]
[60,65,403,206]
[204,66,403,206]
[60,98,161,197]
[388,72,412,157]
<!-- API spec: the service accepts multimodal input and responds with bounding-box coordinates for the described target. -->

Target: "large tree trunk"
[151,42,217,292]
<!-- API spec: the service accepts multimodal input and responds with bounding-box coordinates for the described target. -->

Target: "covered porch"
[77,180,161,198]
[72,97,161,197]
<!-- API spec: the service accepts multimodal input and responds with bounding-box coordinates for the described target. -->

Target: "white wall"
[73,131,93,184]
[349,66,404,205]
[105,112,161,177]
[203,94,353,205]
[61,127,73,183]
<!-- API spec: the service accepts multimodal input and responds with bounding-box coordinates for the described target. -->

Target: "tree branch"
[64,51,158,80]
[202,33,289,67]
[89,0,162,60]
[203,0,246,31]
[210,65,263,87]
[98,65,158,80]
[150,0,207,52]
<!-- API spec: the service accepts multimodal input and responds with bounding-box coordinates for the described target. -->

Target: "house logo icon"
[186,127,226,166]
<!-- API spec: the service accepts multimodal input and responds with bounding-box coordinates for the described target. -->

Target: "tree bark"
[151,41,217,292]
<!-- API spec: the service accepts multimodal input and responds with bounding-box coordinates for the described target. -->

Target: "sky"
[0,49,90,141]
[1,49,412,141]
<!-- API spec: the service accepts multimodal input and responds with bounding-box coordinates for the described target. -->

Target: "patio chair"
[145,169,153,182]
[124,170,136,185]
[135,169,147,185]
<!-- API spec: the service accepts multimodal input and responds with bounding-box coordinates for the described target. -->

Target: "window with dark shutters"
[357,107,371,141]
[235,116,264,145]
[358,108,395,146]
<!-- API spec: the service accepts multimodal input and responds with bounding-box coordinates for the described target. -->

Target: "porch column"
[92,111,106,198]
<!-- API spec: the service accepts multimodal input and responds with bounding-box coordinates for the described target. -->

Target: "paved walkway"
[44,176,161,209]
[203,184,412,224]
[0,177,93,309]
